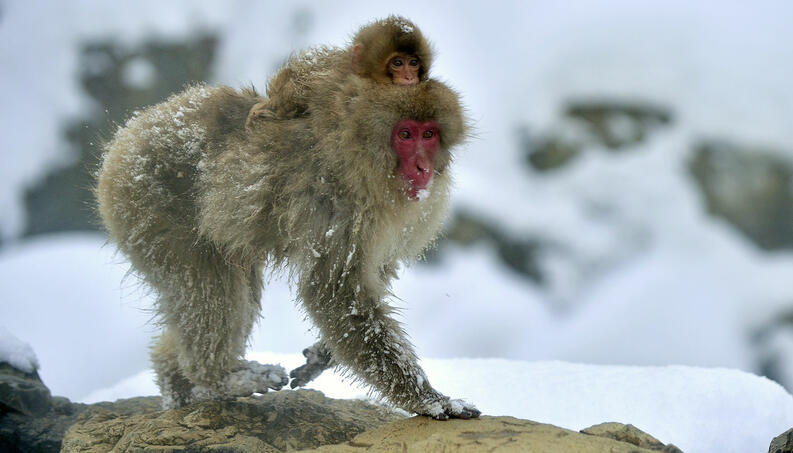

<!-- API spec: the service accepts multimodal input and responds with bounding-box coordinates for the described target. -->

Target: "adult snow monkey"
[95,16,479,420]
[245,15,432,128]
[254,15,435,387]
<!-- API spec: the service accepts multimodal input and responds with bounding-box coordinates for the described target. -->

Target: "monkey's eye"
[422,130,434,139]
[409,58,419,67]
[399,130,411,139]
[391,57,404,67]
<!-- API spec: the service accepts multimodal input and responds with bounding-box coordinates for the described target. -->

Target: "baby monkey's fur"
[249,15,432,124]
[96,17,478,419]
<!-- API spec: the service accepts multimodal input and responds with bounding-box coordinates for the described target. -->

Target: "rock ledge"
[60,389,682,453]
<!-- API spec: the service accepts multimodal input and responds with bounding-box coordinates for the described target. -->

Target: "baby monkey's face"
[388,53,420,86]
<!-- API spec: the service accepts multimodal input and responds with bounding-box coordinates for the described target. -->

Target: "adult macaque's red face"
[391,119,440,199]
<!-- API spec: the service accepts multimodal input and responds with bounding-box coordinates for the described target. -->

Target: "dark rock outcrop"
[0,363,88,453]
[689,140,793,251]
[769,427,793,453]
[0,363,52,416]
[520,100,673,172]
[564,101,672,150]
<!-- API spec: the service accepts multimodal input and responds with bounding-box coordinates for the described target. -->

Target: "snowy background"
[2,1,793,452]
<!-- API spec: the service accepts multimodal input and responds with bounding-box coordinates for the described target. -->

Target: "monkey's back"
[97,86,247,265]
[97,83,322,269]
[97,79,466,281]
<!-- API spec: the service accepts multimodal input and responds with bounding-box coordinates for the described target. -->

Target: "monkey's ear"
[351,44,364,74]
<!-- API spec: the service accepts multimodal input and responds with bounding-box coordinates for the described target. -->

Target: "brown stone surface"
[59,388,684,453]
[61,389,403,453]
[299,416,682,453]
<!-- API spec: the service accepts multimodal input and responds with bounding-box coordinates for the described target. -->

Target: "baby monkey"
[246,16,432,128]
[350,15,431,85]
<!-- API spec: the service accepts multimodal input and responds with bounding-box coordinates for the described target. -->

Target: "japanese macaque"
[96,30,478,418]
[350,15,430,85]
[246,15,432,128]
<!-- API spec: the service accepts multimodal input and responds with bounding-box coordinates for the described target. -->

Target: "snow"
[392,17,416,35]
[121,56,157,89]
[0,233,156,400]
[81,369,158,404]
[0,326,40,373]
[86,353,793,453]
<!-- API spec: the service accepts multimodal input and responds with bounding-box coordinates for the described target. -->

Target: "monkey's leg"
[289,341,335,388]
[203,263,290,399]
[244,98,309,129]
[151,329,194,408]
[300,258,480,420]
[148,248,287,407]
[153,330,289,408]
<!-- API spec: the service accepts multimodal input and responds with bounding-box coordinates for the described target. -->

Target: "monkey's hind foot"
[415,393,481,421]
[222,360,289,397]
[289,342,334,388]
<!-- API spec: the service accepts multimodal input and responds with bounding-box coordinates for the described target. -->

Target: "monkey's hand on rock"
[289,342,335,388]
[414,392,481,421]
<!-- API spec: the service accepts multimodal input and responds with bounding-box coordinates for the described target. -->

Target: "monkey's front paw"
[289,343,334,388]
[415,393,481,421]
[442,398,481,420]
[224,361,289,396]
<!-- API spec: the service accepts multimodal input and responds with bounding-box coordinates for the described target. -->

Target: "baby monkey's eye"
[399,130,411,139]
[422,130,434,139]
[409,58,419,67]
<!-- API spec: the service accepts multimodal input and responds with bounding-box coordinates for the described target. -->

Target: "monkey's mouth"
[404,177,432,201]
[401,160,433,200]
